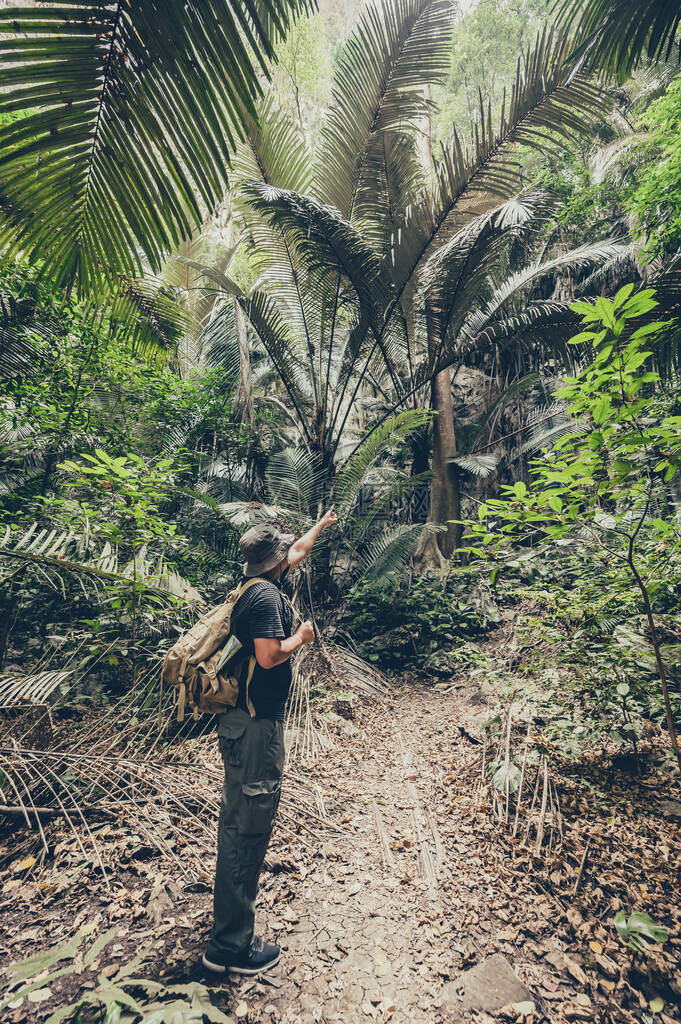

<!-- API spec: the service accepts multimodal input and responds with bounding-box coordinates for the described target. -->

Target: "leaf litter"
[0,679,679,1023]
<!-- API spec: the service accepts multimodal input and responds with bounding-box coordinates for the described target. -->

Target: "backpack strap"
[178,650,190,684]
[235,576,269,602]
[279,589,300,624]
[177,681,187,723]
[244,656,257,718]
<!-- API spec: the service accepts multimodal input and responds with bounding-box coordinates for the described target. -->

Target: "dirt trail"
[7,680,677,1023]
[216,681,551,1024]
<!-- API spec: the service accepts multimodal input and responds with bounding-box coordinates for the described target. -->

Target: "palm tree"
[202,0,623,558]
[0,0,314,294]
[390,200,624,555]
[203,0,458,473]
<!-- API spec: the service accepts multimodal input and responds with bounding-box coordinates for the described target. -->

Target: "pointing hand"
[320,505,338,530]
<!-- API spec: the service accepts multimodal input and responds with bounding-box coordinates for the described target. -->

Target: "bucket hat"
[239,523,295,577]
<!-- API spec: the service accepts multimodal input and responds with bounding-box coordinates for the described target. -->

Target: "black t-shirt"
[231,578,294,722]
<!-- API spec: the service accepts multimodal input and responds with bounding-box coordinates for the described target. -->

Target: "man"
[202,507,337,975]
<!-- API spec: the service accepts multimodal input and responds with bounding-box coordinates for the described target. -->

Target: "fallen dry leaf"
[13,857,36,873]
[27,988,51,1004]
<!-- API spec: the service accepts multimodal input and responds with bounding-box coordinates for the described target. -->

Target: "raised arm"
[287,506,338,570]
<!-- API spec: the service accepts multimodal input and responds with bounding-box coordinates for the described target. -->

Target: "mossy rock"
[424,649,456,678]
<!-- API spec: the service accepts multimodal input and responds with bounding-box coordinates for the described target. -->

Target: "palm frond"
[265,447,325,517]
[0,0,314,292]
[316,0,455,219]
[0,743,330,882]
[509,401,574,460]
[241,184,393,329]
[237,291,313,428]
[234,94,313,196]
[450,454,499,478]
[355,130,429,255]
[241,183,413,411]
[106,277,193,365]
[0,522,197,601]
[334,409,432,511]
[555,0,681,79]
[420,237,627,381]
[198,296,245,382]
[471,373,541,442]
[389,27,609,298]
[481,241,631,310]
[356,522,439,586]
[418,205,515,353]
[0,670,72,709]
[216,500,284,528]
[0,291,51,379]
[231,96,320,351]
[322,641,390,697]
[341,470,432,570]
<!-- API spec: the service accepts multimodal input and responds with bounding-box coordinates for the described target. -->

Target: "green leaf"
[613,910,628,938]
[103,1005,124,1024]
[6,929,87,982]
[492,761,522,794]
[46,1005,86,1024]
[566,330,598,345]
[0,0,315,292]
[627,912,669,944]
[612,282,635,310]
[624,352,652,373]
[592,397,612,425]
[570,299,601,318]
[84,928,121,967]
[614,910,669,951]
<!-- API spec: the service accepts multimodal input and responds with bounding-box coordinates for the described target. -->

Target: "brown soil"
[1,680,680,1024]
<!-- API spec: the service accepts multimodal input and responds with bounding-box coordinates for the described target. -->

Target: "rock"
[321,711,358,736]
[334,695,356,720]
[658,799,681,823]
[440,954,533,1015]
[423,650,455,677]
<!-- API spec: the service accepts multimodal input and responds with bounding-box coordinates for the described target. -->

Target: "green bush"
[341,570,501,672]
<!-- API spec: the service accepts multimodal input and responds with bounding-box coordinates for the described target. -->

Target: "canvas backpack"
[162,577,266,722]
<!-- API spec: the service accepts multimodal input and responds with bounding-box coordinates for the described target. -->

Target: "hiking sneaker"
[202,936,280,975]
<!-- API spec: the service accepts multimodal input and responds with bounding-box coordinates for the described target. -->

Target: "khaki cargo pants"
[206,708,285,959]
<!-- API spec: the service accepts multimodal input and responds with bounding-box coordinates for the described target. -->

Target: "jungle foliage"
[1,0,681,772]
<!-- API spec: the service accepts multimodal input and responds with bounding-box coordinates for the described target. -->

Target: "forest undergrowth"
[2,589,680,1024]
[3,0,681,1021]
